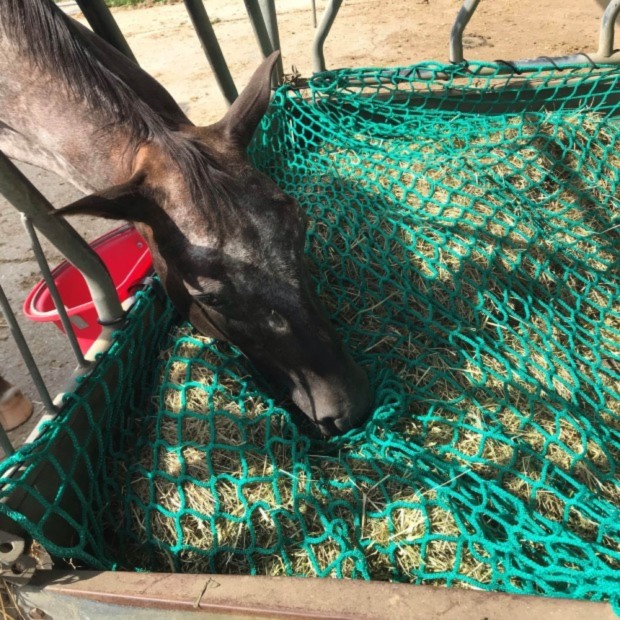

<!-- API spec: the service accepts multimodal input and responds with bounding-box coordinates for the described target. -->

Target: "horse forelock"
[162,134,241,235]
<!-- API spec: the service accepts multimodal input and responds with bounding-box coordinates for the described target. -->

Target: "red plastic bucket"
[23,224,153,354]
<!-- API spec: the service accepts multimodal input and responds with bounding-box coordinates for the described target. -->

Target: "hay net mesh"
[1,60,619,605]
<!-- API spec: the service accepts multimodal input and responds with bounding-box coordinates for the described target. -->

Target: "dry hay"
[112,107,620,587]
[317,110,620,542]
[0,579,25,620]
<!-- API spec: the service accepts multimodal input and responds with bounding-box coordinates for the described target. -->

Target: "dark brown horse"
[0,0,371,435]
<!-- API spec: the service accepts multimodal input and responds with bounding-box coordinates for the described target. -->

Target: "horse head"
[57,52,372,436]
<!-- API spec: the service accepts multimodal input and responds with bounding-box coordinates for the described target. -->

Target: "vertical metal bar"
[74,0,137,64]
[0,425,14,457]
[312,0,344,73]
[0,284,56,417]
[0,375,15,454]
[598,0,620,58]
[450,0,482,64]
[311,0,318,28]
[244,0,277,58]
[183,0,239,106]
[257,0,284,85]
[21,217,88,370]
[0,154,124,334]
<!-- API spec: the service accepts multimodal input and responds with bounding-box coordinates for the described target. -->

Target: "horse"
[0,0,372,436]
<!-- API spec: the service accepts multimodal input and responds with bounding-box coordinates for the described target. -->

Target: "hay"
[0,580,24,620]
[107,94,620,593]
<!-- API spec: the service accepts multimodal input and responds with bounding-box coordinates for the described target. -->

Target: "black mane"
[0,0,231,209]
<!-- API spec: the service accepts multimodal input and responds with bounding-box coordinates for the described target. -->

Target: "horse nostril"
[318,417,341,437]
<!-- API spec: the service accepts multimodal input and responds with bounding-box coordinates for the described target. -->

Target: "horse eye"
[267,310,289,334]
[197,293,226,310]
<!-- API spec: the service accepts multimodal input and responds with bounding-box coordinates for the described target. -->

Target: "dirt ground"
[109,0,615,125]
[0,0,615,449]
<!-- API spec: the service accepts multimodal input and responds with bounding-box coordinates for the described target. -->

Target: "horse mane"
[0,0,232,210]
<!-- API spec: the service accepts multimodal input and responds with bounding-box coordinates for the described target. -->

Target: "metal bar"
[364,51,620,86]
[311,0,318,28]
[0,422,14,457]
[0,283,55,419]
[74,0,137,63]
[312,0,345,73]
[244,0,276,58]
[450,0,483,64]
[17,570,619,619]
[598,0,620,58]
[21,217,88,369]
[0,153,124,337]
[487,50,620,70]
[183,0,239,106]
[257,0,284,84]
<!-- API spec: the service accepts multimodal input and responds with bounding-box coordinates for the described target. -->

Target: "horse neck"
[0,51,134,192]
[0,21,185,194]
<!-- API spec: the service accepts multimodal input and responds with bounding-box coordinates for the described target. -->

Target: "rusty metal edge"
[21,570,618,620]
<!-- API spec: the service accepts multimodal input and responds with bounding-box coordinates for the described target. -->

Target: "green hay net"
[1,60,619,607]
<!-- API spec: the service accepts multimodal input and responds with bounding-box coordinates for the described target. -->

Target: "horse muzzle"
[286,355,373,436]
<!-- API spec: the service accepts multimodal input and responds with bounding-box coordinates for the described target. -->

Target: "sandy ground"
[0,0,615,449]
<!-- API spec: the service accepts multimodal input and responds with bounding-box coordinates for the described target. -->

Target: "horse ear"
[55,173,152,222]
[218,50,280,148]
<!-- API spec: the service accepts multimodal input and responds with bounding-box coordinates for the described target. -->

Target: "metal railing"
[312,0,620,74]
[0,153,126,454]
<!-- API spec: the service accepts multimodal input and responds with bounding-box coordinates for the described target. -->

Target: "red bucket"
[23,224,153,354]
